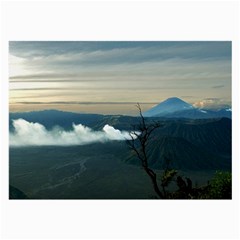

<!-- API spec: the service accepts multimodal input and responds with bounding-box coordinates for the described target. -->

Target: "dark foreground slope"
[126,118,231,170]
[9,185,28,199]
[9,110,231,199]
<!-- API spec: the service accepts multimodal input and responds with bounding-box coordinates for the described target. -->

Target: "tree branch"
[127,103,164,198]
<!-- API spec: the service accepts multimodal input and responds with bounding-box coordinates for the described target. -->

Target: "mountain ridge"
[143,97,231,119]
[143,97,194,117]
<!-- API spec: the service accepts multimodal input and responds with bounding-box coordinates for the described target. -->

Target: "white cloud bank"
[10,119,139,147]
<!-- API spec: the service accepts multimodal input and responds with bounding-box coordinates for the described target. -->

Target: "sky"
[9,41,231,115]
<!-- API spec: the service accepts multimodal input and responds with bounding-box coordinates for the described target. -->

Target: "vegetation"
[200,171,232,199]
[127,104,232,199]
[9,109,231,199]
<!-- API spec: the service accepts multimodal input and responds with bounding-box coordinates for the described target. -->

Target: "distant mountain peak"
[164,97,185,102]
[143,97,194,117]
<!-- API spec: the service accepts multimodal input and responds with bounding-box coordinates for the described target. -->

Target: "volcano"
[143,97,194,117]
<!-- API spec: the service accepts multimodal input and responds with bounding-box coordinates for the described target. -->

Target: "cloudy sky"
[9,41,231,115]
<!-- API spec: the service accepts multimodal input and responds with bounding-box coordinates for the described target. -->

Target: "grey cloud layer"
[13,101,158,105]
[9,42,231,87]
[9,41,231,61]
[9,41,231,113]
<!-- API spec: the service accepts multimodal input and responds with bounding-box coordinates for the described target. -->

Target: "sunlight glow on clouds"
[9,41,232,114]
[9,54,29,78]
[193,98,231,109]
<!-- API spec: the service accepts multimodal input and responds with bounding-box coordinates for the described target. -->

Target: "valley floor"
[9,143,216,199]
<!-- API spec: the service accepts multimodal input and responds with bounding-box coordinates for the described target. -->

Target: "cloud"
[9,73,77,80]
[193,98,231,109]
[180,95,197,99]
[9,42,231,84]
[9,41,231,62]
[9,42,231,114]
[14,101,158,105]
[212,85,225,89]
[10,119,139,147]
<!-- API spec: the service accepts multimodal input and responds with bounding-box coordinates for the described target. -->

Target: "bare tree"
[127,104,220,199]
[127,103,165,198]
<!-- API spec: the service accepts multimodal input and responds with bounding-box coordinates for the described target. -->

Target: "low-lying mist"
[10,119,139,147]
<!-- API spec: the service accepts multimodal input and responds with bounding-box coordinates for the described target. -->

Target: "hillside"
[9,110,104,131]
[9,110,232,171]
[125,118,231,171]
